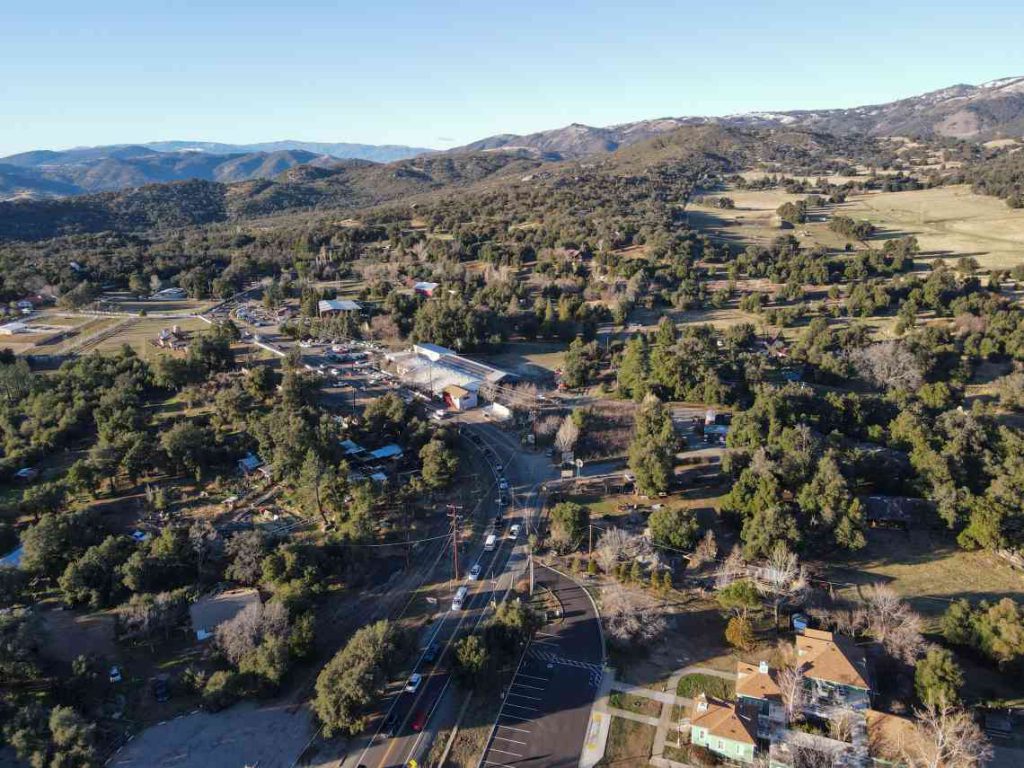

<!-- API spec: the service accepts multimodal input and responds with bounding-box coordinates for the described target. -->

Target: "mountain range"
[457,76,1024,160]
[0,142,433,201]
[2,76,1023,201]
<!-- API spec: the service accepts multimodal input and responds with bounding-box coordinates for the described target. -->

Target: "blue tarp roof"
[368,444,403,460]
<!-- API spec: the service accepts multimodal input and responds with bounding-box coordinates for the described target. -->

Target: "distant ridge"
[0,141,434,201]
[455,76,1024,159]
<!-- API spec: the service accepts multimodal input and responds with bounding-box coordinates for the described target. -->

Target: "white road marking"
[484,761,519,768]
[494,736,528,745]
[502,702,539,712]
[516,673,550,682]
[497,724,531,733]
[490,748,523,758]
[512,682,546,691]
[507,691,543,701]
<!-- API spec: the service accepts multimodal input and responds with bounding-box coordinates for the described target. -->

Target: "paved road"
[346,421,553,768]
[479,565,604,768]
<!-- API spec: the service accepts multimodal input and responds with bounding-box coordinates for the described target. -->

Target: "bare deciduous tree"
[899,706,993,768]
[601,585,666,648]
[777,664,805,724]
[715,545,746,589]
[554,416,580,454]
[691,529,718,567]
[215,601,289,666]
[865,583,924,664]
[754,544,807,630]
[594,527,646,573]
[849,341,923,393]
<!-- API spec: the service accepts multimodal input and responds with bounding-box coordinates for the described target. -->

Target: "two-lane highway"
[347,421,551,768]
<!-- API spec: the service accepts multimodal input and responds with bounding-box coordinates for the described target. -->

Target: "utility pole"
[529,551,535,596]
[589,523,593,553]
[447,503,464,586]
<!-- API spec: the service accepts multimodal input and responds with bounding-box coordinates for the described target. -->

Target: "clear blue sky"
[2,0,1022,155]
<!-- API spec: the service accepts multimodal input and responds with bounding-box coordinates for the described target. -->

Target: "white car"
[405,673,423,693]
[508,524,521,539]
[498,479,509,491]
[468,564,482,581]
[109,666,123,684]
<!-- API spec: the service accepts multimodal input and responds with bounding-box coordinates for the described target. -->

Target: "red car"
[411,708,428,732]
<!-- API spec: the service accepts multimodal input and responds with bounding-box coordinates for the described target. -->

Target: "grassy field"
[90,317,211,358]
[597,717,657,767]
[837,185,1024,270]
[827,529,1024,626]
[692,183,1024,271]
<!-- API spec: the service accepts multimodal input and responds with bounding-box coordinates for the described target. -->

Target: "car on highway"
[508,524,521,539]
[405,673,423,693]
[152,675,170,703]
[411,708,428,732]
[495,463,503,472]
[452,585,468,610]
[380,711,398,739]
[468,564,482,580]
[422,642,441,664]
[498,479,509,491]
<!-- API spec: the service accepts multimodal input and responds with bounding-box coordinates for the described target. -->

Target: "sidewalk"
[578,668,614,768]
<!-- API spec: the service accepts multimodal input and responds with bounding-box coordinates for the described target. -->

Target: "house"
[368,444,403,461]
[237,452,270,477]
[443,384,478,411]
[151,287,187,300]
[736,660,784,732]
[863,496,924,530]
[189,588,261,641]
[0,321,29,335]
[340,439,365,457]
[318,299,362,316]
[413,281,439,297]
[412,342,455,362]
[796,628,871,706]
[689,693,759,764]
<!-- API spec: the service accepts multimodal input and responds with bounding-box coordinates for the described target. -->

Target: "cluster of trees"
[313,620,410,736]
[942,598,1024,675]
[627,395,677,496]
[452,601,539,688]
[964,149,1024,208]
[617,319,758,405]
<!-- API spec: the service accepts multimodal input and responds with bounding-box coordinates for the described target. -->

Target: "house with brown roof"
[736,660,785,733]
[796,628,871,707]
[689,693,759,764]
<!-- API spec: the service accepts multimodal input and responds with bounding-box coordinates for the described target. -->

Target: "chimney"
[759,660,770,675]
[696,692,709,713]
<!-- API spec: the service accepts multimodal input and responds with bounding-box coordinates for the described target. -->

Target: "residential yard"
[597,717,657,767]
[676,674,734,701]
[608,691,663,719]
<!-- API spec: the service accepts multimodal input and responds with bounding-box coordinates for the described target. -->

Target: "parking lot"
[480,566,604,768]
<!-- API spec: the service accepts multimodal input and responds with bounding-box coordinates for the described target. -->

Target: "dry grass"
[608,691,663,719]
[826,529,1024,627]
[836,185,1024,270]
[597,717,657,767]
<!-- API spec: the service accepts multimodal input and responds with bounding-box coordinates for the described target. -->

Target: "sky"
[2,0,1023,156]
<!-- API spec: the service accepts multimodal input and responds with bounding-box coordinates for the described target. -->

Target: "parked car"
[405,673,423,693]
[108,666,122,684]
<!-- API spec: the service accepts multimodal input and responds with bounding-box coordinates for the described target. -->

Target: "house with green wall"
[689,693,758,764]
